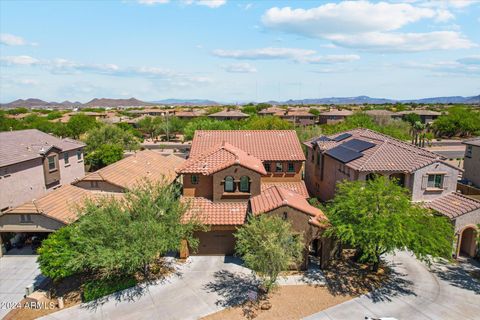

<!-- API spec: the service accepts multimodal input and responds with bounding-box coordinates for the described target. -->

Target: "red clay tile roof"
[190,130,305,161]
[320,109,354,116]
[306,128,452,173]
[177,142,267,175]
[261,181,309,198]
[424,192,480,219]
[208,110,249,118]
[181,197,248,225]
[78,150,184,189]
[4,185,124,224]
[250,186,327,220]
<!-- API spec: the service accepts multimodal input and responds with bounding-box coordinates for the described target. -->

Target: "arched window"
[239,176,250,192]
[224,176,235,192]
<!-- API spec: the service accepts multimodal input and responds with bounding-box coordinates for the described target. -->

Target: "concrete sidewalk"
[304,252,480,320]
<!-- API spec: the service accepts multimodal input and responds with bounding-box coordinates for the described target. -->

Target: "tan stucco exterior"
[463,144,480,188]
[0,213,65,232]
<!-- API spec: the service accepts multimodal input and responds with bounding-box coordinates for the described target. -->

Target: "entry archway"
[459,226,478,257]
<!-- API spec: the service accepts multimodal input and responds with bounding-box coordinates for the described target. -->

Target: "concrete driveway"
[0,254,45,319]
[305,251,480,320]
[39,256,254,320]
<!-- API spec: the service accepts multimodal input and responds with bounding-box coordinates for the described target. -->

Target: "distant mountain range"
[1,95,479,108]
[267,95,480,105]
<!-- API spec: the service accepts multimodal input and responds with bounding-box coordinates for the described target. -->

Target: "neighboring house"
[462,138,480,188]
[364,110,394,117]
[0,185,123,257]
[208,110,249,121]
[175,110,204,120]
[318,109,353,124]
[0,129,85,212]
[74,150,185,192]
[127,109,175,117]
[281,110,317,126]
[257,107,286,117]
[304,129,460,202]
[425,193,479,258]
[177,130,329,268]
[0,150,184,256]
[393,110,441,124]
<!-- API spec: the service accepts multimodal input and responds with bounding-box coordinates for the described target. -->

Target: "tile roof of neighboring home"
[365,110,394,116]
[320,109,354,116]
[190,130,306,161]
[395,110,442,116]
[77,150,184,189]
[261,181,309,198]
[0,129,85,167]
[208,110,249,118]
[424,192,480,219]
[4,185,124,224]
[175,111,203,118]
[181,197,248,225]
[258,107,286,115]
[282,111,314,117]
[177,142,267,175]
[463,138,480,147]
[305,128,451,173]
[250,185,327,221]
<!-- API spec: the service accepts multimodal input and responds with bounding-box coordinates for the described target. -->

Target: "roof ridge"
[453,191,480,204]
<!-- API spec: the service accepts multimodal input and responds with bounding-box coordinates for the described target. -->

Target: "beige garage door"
[193,231,236,255]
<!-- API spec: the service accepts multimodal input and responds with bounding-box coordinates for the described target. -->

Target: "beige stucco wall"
[0,213,65,232]
[0,159,47,211]
[454,208,480,233]
[59,149,85,186]
[411,162,459,202]
[463,145,480,188]
[183,174,214,198]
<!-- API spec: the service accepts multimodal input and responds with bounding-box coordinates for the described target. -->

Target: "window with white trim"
[47,156,57,171]
[63,152,69,165]
[427,174,444,189]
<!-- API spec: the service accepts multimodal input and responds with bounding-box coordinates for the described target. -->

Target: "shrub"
[82,276,137,302]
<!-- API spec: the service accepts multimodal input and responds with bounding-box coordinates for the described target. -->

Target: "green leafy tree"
[433,106,480,137]
[37,227,80,281]
[242,105,258,115]
[66,114,98,139]
[72,180,203,277]
[204,106,223,115]
[242,115,293,130]
[85,144,124,170]
[84,124,140,152]
[402,113,421,125]
[6,107,28,115]
[326,176,454,271]
[137,116,163,139]
[183,118,233,140]
[309,108,320,116]
[235,215,304,292]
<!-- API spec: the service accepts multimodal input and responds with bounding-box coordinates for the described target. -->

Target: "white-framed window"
[77,150,83,161]
[276,162,283,172]
[427,174,444,189]
[48,155,57,171]
[63,152,69,165]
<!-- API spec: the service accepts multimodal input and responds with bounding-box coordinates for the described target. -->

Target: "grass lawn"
[202,285,352,320]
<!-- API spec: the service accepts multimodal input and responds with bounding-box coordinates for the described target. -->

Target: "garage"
[193,230,236,255]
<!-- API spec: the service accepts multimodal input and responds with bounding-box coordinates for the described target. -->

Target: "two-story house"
[0,129,85,212]
[177,130,329,268]
[305,128,479,258]
[462,138,480,189]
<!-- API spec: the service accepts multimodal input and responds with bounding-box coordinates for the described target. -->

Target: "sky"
[0,0,479,103]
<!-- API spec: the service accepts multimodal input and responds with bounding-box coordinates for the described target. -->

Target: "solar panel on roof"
[333,133,352,142]
[341,139,376,152]
[313,136,332,144]
[325,145,363,163]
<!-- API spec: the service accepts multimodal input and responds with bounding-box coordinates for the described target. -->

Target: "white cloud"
[221,62,257,73]
[261,1,474,52]
[419,0,480,9]
[327,31,475,52]
[0,33,36,46]
[212,47,316,60]
[137,0,225,7]
[213,47,361,64]
[401,58,480,76]
[137,0,169,4]
[0,55,213,87]
[262,2,440,36]
[0,55,40,65]
[302,54,360,64]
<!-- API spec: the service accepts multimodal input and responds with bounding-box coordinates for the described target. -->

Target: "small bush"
[82,276,137,302]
